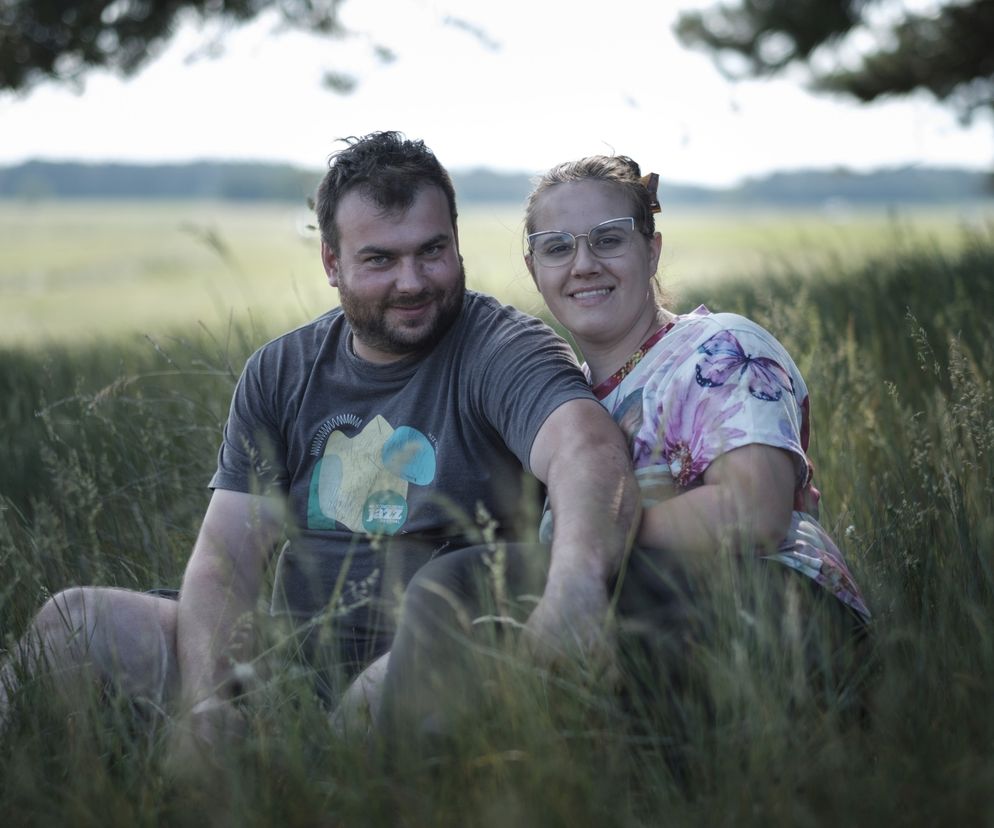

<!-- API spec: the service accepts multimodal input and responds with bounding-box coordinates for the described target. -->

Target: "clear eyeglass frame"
[527,216,637,267]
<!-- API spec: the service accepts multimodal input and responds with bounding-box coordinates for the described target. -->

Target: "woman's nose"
[570,236,600,276]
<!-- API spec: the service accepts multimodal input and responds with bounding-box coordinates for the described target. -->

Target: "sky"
[0,0,991,187]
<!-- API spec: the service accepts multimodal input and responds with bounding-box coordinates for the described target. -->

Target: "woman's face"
[526,180,661,351]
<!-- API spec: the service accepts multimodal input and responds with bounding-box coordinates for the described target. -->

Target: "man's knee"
[401,543,545,631]
[401,559,477,637]
[33,587,177,700]
[34,587,100,653]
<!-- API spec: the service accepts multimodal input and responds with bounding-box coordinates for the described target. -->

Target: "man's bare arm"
[526,398,640,662]
[176,489,285,715]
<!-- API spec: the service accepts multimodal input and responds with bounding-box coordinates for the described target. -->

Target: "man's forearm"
[545,438,640,586]
[176,554,263,705]
[175,490,282,707]
[527,399,641,653]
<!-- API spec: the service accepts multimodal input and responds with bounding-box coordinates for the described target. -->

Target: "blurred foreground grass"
[0,215,993,825]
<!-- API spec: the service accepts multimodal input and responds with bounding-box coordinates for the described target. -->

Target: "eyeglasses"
[527,217,639,267]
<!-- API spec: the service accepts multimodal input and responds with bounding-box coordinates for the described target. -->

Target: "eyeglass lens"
[529,218,635,265]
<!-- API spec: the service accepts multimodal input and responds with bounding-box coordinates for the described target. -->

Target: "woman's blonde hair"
[524,155,656,238]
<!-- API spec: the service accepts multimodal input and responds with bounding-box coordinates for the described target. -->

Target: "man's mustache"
[388,292,436,308]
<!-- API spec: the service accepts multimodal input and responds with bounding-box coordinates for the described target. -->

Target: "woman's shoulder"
[675,305,771,337]
[660,305,807,402]
[673,306,792,359]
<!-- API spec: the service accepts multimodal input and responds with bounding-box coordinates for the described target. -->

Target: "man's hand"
[164,695,247,782]
[522,570,618,683]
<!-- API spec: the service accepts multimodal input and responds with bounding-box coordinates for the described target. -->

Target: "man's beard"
[339,265,466,359]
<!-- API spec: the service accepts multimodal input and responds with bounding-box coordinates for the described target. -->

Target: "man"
[0,132,639,750]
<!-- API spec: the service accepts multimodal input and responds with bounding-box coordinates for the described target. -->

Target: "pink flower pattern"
[659,388,745,487]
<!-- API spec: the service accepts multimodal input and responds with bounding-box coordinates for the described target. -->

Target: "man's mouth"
[390,294,434,310]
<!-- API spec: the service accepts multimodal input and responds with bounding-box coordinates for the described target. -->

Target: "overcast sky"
[1,0,991,187]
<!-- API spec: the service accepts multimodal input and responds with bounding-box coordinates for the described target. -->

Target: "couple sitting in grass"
[1,132,870,761]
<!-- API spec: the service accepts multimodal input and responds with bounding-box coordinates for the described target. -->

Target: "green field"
[2,198,991,344]
[1,199,993,825]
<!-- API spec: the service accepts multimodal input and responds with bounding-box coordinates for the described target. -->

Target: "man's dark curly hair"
[315,131,458,253]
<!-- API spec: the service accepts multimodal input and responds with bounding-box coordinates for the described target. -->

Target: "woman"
[524,155,869,627]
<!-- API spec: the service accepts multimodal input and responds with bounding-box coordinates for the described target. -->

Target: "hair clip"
[640,172,661,214]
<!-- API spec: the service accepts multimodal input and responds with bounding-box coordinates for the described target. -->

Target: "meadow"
[1,198,993,825]
[2,198,990,344]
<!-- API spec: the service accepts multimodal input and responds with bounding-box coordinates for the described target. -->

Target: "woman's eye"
[593,234,623,250]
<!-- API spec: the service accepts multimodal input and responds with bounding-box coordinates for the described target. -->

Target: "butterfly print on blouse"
[694,330,794,402]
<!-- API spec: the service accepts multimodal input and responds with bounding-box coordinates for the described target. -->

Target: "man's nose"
[394,256,427,291]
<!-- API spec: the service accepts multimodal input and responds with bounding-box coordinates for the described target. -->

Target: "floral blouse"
[590,305,870,622]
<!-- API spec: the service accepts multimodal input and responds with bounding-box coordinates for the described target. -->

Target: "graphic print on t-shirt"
[306,414,436,534]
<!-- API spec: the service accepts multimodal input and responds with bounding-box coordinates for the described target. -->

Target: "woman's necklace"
[591,315,676,399]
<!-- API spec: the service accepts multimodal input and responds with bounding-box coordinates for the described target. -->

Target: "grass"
[1,205,993,825]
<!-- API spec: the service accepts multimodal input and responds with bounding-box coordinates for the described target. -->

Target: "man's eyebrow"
[354,233,451,258]
[418,233,451,250]
[355,244,394,257]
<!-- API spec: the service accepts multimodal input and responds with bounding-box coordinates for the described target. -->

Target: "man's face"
[322,185,465,364]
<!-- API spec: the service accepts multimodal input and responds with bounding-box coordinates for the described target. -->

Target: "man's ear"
[321,240,340,287]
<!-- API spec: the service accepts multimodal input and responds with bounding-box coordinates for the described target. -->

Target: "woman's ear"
[648,231,662,276]
[524,251,538,285]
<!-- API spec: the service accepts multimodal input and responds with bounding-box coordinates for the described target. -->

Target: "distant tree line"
[732,167,993,205]
[0,160,318,201]
[0,160,990,206]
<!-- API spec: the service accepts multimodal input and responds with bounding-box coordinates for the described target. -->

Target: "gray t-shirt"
[211,290,593,639]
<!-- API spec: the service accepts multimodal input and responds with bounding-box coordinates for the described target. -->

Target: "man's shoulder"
[459,290,561,342]
[247,308,344,368]
[461,290,521,321]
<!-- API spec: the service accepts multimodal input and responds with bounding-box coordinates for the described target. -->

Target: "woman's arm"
[638,443,795,565]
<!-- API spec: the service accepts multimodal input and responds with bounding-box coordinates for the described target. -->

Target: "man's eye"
[365,255,391,266]
[422,244,444,257]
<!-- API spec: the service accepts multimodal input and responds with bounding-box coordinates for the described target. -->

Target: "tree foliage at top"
[676,0,994,122]
[0,0,349,93]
